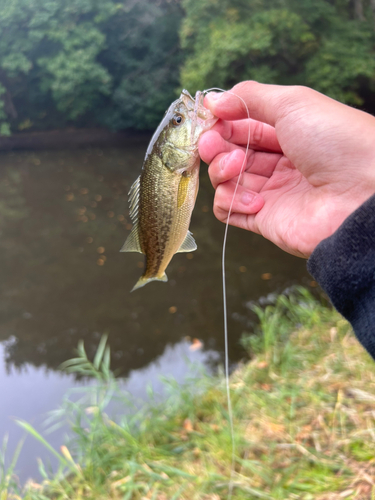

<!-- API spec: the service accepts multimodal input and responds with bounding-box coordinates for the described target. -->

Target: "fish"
[121,89,218,291]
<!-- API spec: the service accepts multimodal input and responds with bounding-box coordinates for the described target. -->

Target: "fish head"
[160,90,217,150]
[146,90,218,172]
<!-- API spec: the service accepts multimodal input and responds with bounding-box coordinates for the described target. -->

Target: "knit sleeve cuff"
[307,194,375,358]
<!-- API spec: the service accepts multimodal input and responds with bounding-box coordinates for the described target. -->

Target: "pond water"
[0,143,311,483]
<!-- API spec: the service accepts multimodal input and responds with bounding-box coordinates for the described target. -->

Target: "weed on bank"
[2,288,375,499]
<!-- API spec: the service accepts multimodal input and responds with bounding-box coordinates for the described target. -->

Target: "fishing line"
[203,87,251,500]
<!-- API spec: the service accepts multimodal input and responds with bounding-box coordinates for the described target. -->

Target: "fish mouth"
[180,89,212,120]
[180,89,218,143]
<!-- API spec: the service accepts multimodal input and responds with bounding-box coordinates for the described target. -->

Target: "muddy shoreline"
[0,128,152,151]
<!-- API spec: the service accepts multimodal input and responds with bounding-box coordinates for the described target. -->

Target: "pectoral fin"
[120,224,143,253]
[176,231,197,253]
[177,173,191,209]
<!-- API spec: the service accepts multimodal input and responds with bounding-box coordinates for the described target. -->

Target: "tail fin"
[131,273,168,292]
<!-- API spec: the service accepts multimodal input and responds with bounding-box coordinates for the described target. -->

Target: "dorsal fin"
[128,175,140,223]
[176,230,197,253]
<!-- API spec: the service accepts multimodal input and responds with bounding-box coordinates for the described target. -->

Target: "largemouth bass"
[121,89,217,291]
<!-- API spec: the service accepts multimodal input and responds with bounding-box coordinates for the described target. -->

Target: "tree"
[95,0,183,130]
[180,0,375,110]
[0,0,117,134]
[0,0,183,134]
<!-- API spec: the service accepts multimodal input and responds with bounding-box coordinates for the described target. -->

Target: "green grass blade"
[93,334,108,370]
[15,420,71,469]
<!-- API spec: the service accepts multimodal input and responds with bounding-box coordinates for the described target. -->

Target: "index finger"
[213,118,282,153]
[204,81,318,126]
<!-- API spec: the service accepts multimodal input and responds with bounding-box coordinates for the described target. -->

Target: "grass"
[3,287,375,499]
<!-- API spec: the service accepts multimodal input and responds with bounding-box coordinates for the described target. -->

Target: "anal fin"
[120,224,143,253]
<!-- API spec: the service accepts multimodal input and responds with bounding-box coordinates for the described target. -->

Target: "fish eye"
[172,114,184,126]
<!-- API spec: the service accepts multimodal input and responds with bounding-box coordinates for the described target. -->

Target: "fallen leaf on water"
[65,193,74,201]
[261,273,272,280]
[86,237,93,243]
[169,306,177,314]
[80,188,89,195]
[97,247,105,254]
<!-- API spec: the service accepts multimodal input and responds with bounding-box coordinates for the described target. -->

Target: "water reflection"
[0,340,220,482]
[0,146,310,376]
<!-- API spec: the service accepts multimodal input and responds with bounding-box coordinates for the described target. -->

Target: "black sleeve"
[307,194,375,359]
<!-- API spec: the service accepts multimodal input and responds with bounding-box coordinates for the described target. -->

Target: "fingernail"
[241,191,255,205]
[220,151,235,170]
[208,92,222,102]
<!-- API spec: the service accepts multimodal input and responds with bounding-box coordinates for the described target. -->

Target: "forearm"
[307,194,375,359]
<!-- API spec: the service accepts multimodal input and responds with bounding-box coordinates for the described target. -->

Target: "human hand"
[199,82,375,258]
